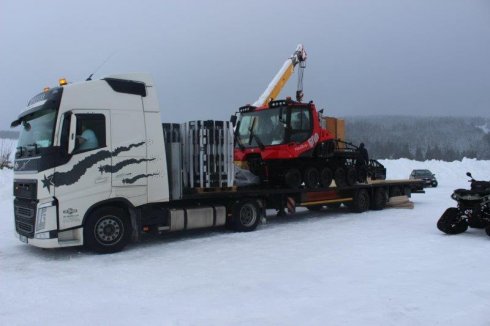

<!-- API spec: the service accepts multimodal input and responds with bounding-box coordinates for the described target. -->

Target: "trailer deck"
[182,179,424,213]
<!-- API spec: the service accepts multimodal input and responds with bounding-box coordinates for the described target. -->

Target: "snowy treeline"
[346,116,490,161]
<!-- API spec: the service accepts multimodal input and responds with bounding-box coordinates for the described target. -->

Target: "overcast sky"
[1,0,489,130]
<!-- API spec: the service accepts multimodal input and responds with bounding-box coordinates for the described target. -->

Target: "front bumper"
[14,199,83,248]
[16,227,83,248]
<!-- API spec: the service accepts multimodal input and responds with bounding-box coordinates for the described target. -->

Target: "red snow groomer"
[232,45,365,189]
[233,99,365,189]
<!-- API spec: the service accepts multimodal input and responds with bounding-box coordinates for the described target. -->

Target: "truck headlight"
[36,207,47,231]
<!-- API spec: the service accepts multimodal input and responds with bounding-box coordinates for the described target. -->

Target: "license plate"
[19,235,28,243]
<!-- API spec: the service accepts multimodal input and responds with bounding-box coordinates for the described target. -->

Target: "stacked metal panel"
[182,120,234,189]
[163,121,234,195]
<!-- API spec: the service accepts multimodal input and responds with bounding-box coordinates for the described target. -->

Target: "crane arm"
[253,44,307,107]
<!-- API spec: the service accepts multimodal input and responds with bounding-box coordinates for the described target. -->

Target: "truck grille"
[14,199,37,237]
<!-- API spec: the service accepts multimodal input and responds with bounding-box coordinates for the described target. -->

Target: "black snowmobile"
[437,172,490,235]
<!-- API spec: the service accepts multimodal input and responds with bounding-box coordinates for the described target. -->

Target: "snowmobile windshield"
[237,107,288,148]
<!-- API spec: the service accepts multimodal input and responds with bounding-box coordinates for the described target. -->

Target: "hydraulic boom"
[253,44,307,107]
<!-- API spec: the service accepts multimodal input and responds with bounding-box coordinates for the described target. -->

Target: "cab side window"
[74,114,106,153]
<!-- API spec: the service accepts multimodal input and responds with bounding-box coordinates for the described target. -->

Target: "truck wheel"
[351,189,370,213]
[285,168,302,188]
[304,167,320,189]
[346,167,357,186]
[371,188,387,210]
[334,167,347,188]
[437,208,468,235]
[231,200,261,232]
[84,206,131,254]
[320,167,333,188]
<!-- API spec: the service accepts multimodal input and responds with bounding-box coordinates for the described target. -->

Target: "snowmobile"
[437,172,490,235]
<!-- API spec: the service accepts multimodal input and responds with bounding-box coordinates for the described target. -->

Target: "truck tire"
[285,168,302,189]
[84,206,131,254]
[437,208,468,235]
[231,200,261,232]
[334,167,347,188]
[320,167,333,188]
[351,189,370,213]
[371,188,387,210]
[304,167,320,189]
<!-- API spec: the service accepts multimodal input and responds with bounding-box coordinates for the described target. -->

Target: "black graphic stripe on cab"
[98,158,155,173]
[42,142,146,192]
[122,173,159,184]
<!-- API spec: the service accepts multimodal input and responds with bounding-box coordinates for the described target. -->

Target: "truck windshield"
[237,108,288,148]
[18,107,57,150]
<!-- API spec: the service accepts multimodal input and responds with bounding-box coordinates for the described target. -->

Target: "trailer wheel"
[351,189,370,213]
[304,167,320,189]
[285,168,302,188]
[346,167,357,186]
[320,167,333,188]
[437,208,468,235]
[231,200,261,232]
[371,188,387,210]
[84,206,131,254]
[334,167,347,188]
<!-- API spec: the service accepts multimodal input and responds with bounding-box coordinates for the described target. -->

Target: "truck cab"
[12,74,169,251]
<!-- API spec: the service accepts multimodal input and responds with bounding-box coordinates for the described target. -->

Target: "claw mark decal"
[98,158,155,174]
[122,173,159,184]
[42,142,147,192]
[112,142,145,156]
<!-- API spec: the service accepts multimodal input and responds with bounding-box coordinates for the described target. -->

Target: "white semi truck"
[11,74,423,253]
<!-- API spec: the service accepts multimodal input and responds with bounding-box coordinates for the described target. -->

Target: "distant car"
[409,169,438,187]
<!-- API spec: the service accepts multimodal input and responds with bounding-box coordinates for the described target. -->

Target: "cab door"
[53,110,112,231]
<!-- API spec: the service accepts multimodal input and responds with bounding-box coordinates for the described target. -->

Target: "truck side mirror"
[230,115,237,127]
[68,114,78,154]
[466,172,472,178]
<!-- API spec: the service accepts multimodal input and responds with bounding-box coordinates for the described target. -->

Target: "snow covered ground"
[1,159,490,325]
